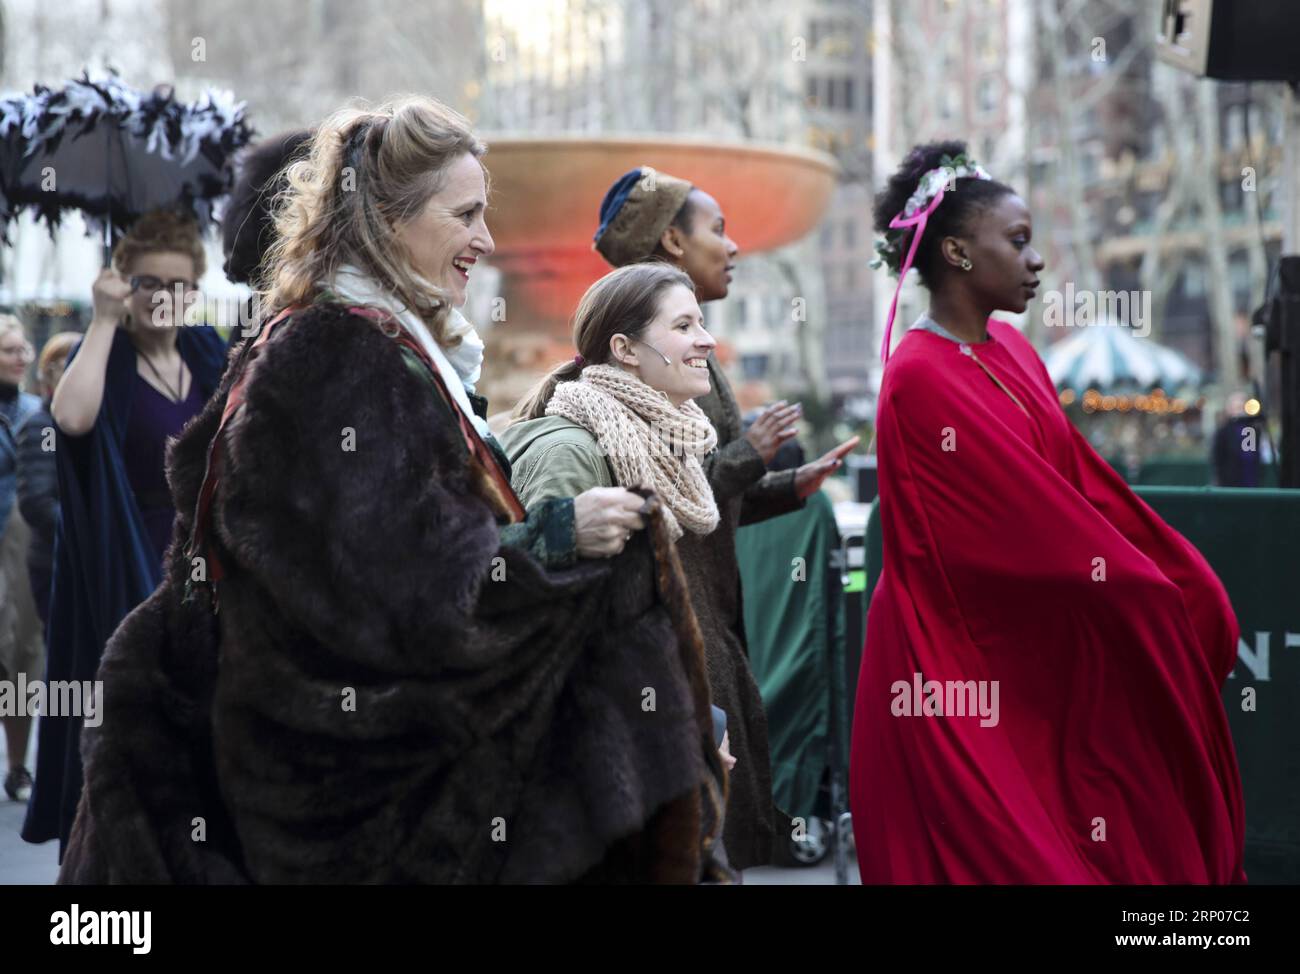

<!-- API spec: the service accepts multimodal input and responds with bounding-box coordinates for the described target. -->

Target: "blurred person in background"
[16,332,80,630]
[1211,391,1267,487]
[0,316,41,801]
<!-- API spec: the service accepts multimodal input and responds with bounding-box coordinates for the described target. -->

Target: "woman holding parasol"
[23,209,227,851]
[3,73,250,850]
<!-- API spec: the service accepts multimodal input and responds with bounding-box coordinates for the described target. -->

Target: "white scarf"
[328,264,488,436]
[547,364,720,540]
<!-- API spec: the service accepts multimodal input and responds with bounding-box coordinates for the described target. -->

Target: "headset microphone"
[634,338,673,366]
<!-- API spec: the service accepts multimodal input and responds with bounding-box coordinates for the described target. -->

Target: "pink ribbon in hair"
[880,187,947,365]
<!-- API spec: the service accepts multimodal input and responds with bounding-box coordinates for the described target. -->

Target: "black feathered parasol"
[0,70,253,263]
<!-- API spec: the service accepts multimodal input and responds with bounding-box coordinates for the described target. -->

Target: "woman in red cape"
[851,141,1245,884]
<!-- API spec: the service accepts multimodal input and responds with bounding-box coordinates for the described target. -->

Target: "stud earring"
[960,258,973,271]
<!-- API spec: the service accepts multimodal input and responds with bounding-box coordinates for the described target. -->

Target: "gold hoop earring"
[960,258,973,271]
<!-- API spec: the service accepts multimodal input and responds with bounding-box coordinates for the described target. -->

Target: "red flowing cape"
[850,320,1245,883]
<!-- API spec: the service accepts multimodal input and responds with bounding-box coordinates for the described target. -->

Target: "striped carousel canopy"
[1042,324,1202,392]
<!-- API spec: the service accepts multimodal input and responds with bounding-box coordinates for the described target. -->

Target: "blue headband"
[593,168,644,244]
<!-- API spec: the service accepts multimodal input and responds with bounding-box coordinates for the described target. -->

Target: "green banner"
[1133,487,1299,883]
[737,493,844,819]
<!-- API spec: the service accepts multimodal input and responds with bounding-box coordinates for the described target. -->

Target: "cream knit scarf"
[546,364,720,540]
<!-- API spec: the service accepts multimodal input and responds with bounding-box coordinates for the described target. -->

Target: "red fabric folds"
[850,319,1246,884]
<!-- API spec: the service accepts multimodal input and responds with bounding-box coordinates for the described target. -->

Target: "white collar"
[328,264,489,435]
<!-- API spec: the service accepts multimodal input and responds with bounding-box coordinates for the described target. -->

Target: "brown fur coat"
[676,356,803,869]
[58,303,727,884]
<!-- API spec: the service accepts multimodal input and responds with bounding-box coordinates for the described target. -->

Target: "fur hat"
[593,166,693,268]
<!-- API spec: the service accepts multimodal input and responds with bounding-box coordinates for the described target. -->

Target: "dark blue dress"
[123,375,206,567]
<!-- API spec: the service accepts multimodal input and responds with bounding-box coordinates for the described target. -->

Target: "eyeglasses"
[130,275,198,296]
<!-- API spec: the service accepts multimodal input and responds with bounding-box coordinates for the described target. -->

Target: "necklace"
[139,349,185,402]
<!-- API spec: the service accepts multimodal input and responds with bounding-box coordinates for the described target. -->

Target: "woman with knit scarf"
[505,263,720,542]
[502,261,748,859]
[541,168,858,872]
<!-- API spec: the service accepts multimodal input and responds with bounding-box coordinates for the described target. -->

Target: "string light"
[1068,388,1191,413]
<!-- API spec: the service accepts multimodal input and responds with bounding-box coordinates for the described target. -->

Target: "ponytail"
[511,359,583,422]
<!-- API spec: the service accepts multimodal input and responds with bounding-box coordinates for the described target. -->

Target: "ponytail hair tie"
[574,354,585,367]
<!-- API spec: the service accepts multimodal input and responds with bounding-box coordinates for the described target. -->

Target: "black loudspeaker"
[1155,0,1300,83]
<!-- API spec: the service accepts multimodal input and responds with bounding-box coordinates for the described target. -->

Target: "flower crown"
[870,152,992,275]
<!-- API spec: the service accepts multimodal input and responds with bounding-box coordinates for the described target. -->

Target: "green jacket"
[497,415,616,509]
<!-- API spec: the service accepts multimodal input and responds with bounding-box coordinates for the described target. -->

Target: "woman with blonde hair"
[22,211,227,850]
[59,95,728,885]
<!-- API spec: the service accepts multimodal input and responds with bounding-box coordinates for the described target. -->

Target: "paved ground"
[0,731,59,884]
[747,856,861,885]
[2,729,854,885]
